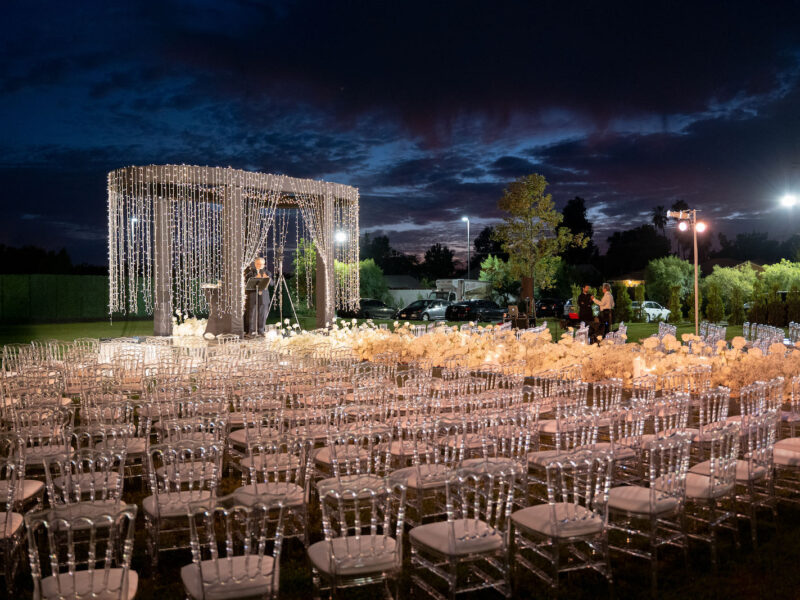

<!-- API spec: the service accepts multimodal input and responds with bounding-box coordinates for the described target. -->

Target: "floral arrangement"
[171,310,209,338]
[263,320,800,395]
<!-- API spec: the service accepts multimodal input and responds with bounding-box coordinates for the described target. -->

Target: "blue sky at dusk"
[2,1,800,264]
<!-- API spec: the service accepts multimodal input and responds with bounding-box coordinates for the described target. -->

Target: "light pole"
[667,209,707,335]
[461,216,470,280]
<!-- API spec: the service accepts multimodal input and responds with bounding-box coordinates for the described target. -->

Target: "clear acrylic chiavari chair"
[183,493,285,600]
[26,504,138,600]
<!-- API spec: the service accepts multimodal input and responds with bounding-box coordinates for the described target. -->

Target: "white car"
[632,301,671,322]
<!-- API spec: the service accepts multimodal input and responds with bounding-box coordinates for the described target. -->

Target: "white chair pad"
[24,445,72,463]
[0,478,44,502]
[592,442,636,460]
[780,411,800,423]
[40,568,138,600]
[684,472,734,500]
[690,459,767,482]
[511,503,602,538]
[775,437,800,452]
[317,475,385,498]
[314,446,370,466]
[234,482,305,506]
[181,555,275,600]
[156,462,217,483]
[308,535,398,577]
[0,511,23,538]
[772,445,800,466]
[229,428,280,447]
[527,449,571,467]
[47,500,129,524]
[390,464,449,489]
[240,452,301,472]
[97,437,147,456]
[608,485,679,515]
[143,490,212,518]
[409,519,503,556]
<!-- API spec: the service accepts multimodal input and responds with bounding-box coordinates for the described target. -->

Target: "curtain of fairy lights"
[107,165,359,316]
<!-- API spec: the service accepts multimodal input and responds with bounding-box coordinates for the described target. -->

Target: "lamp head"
[334,231,348,243]
[695,221,707,233]
[781,193,797,208]
[677,221,689,232]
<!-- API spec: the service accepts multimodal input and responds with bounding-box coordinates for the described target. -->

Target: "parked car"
[536,297,565,318]
[631,301,671,322]
[337,298,397,320]
[445,299,507,322]
[396,299,451,321]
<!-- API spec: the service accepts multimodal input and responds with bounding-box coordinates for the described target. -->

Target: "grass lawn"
[0,319,747,346]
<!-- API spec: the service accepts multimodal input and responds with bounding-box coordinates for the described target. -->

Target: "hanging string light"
[107,165,359,321]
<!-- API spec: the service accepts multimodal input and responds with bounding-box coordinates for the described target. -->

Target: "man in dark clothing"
[577,285,594,324]
[244,256,271,335]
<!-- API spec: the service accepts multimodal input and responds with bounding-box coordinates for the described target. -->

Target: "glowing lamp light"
[781,194,798,208]
[334,231,348,243]
[695,221,707,233]
[677,221,689,232]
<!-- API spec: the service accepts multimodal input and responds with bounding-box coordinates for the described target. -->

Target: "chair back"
[319,480,406,577]
[645,433,691,509]
[444,466,515,555]
[694,386,731,430]
[187,493,285,600]
[44,447,126,506]
[26,505,137,600]
[652,393,690,437]
[544,450,613,536]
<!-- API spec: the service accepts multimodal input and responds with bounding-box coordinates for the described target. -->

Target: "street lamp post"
[461,216,470,280]
[668,209,706,336]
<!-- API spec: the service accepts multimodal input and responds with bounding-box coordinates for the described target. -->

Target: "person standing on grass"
[593,282,615,337]
[578,284,598,343]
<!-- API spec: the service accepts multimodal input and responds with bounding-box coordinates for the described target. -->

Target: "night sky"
[3,1,800,265]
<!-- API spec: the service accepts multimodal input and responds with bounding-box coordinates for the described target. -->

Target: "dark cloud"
[2,1,800,262]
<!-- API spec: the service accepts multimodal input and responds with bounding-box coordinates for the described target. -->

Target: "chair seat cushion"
[390,464,449,489]
[772,443,800,466]
[40,568,138,600]
[314,446,370,466]
[229,428,280,447]
[592,442,636,460]
[684,472,734,500]
[0,511,23,538]
[317,474,385,499]
[527,449,575,467]
[608,485,679,515]
[690,459,767,482]
[97,437,147,457]
[143,490,212,518]
[233,482,305,506]
[181,555,275,600]
[511,503,602,538]
[780,411,800,423]
[409,519,503,556]
[0,478,44,503]
[240,452,302,472]
[308,535,398,576]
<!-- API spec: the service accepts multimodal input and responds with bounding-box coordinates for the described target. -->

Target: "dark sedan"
[535,297,564,318]
[337,298,397,320]
[396,299,451,321]
[445,299,507,322]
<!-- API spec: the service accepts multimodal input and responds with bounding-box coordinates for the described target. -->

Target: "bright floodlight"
[461,216,469,222]
[695,221,707,233]
[781,193,798,208]
[678,221,689,231]
[334,231,348,243]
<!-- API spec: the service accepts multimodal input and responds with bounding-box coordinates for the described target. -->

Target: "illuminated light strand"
[107,165,360,319]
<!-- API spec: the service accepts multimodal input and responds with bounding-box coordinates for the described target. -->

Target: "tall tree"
[471,226,507,272]
[422,243,455,280]
[651,205,668,235]
[494,174,586,315]
[561,196,597,265]
[605,225,671,276]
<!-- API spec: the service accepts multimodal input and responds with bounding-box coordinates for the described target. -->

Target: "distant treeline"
[0,245,106,275]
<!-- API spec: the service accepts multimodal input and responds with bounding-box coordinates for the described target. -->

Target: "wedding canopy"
[107,165,360,334]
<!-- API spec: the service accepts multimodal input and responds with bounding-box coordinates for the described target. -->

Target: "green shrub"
[668,285,683,323]
[633,284,646,321]
[705,283,724,323]
[729,286,745,325]
[614,283,632,323]
[787,283,800,324]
